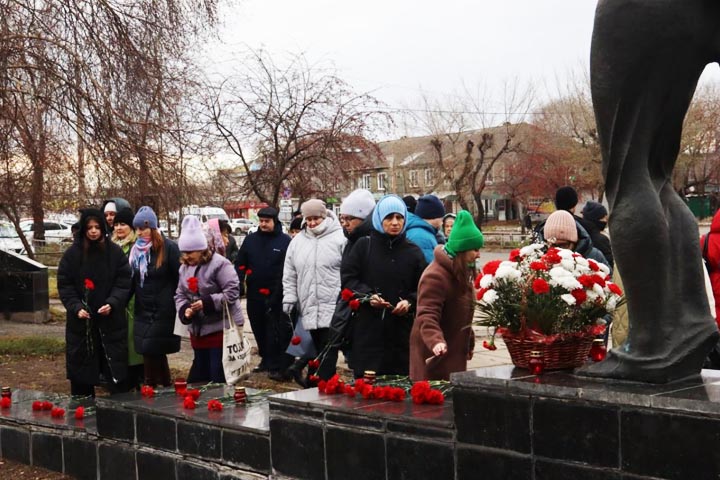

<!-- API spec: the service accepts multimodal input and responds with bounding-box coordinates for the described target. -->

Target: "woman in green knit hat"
[409,210,484,380]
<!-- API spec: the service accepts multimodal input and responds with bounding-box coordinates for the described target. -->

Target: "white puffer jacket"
[283,211,346,330]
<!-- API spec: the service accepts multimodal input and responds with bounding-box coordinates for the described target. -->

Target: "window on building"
[360,174,371,190]
[409,170,419,187]
[377,172,387,191]
[424,169,434,187]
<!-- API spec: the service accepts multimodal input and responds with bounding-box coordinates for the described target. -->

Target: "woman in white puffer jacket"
[283,199,346,381]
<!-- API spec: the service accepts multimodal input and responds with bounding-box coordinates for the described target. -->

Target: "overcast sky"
[201,0,720,136]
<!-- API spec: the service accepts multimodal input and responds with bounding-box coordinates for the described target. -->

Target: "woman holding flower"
[130,206,181,387]
[175,215,244,383]
[342,194,427,379]
[410,210,484,381]
[58,208,131,396]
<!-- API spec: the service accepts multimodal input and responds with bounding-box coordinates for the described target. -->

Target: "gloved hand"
[283,303,295,315]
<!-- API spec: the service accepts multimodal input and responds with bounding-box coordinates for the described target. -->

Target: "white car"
[20,220,74,243]
[228,218,257,235]
[0,224,32,255]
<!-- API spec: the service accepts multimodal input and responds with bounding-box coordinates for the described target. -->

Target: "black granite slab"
[0,389,97,432]
[31,432,63,473]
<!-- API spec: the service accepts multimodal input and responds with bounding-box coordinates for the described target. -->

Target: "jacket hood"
[711,209,720,233]
[77,208,108,243]
[346,214,374,243]
[102,197,132,212]
[406,212,437,235]
[303,209,342,239]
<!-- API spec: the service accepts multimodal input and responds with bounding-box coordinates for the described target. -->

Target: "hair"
[179,248,213,266]
[450,250,477,293]
[82,215,106,257]
[150,228,165,269]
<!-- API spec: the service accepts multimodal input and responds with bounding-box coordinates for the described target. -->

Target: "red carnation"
[529,261,548,271]
[0,397,11,409]
[187,277,199,294]
[532,278,550,295]
[571,288,588,304]
[183,396,196,409]
[84,278,95,290]
[308,359,320,369]
[188,388,201,400]
[245,269,253,275]
[482,260,503,276]
[349,299,361,311]
[592,274,606,287]
[341,288,355,301]
[50,407,65,418]
[578,274,595,289]
[308,374,320,384]
[291,336,301,345]
[42,401,53,411]
[482,340,497,351]
[238,265,246,271]
[207,399,223,412]
[426,389,445,405]
[476,288,488,301]
[587,260,600,272]
[509,249,522,262]
[140,385,155,398]
[32,401,43,411]
[74,406,85,419]
[473,273,482,289]
[608,283,623,296]
[258,288,271,296]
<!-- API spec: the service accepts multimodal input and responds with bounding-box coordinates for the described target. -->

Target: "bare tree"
[207,51,389,207]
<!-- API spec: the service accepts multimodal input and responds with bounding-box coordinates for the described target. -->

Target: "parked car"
[19,220,74,243]
[228,218,257,235]
[0,223,32,255]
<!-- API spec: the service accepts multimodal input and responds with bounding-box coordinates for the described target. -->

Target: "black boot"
[286,358,308,388]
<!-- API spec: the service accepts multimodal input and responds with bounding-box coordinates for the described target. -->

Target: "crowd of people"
[58,185,621,396]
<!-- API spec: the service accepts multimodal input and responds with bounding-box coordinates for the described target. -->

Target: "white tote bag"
[222,300,251,385]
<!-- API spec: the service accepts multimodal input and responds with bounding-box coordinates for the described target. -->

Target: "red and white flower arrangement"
[475,244,625,346]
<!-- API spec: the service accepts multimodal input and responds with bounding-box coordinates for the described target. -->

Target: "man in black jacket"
[235,207,292,376]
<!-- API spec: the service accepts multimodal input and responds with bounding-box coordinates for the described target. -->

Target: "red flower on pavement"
[183,396,196,409]
[349,299,361,311]
[187,277,199,294]
[50,407,65,418]
[258,288,271,296]
[140,385,155,398]
[0,397,11,409]
[74,406,85,419]
[482,340,497,351]
[84,278,95,290]
[340,288,354,301]
[291,336,301,345]
[532,278,550,295]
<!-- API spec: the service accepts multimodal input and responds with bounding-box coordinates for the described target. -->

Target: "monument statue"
[578,0,720,383]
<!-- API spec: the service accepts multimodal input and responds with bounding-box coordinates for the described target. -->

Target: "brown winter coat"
[410,246,475,381]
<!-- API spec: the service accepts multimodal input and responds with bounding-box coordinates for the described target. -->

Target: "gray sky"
[203,0,720,133]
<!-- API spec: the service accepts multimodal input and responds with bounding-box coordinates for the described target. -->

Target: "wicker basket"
[502,331,594,370]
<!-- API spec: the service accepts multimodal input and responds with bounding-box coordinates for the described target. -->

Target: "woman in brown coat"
[410,210,484,381]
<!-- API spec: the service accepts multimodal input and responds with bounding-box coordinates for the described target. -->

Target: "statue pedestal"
[452,366,720,480]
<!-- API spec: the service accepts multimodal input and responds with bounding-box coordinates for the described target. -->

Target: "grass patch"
[0,336,65,356]
[49,272,58,299]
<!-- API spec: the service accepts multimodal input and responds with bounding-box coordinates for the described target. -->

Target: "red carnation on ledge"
[51,407,65,418]
[74,406,85,419]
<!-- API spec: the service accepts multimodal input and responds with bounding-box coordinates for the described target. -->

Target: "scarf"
[129,236,152,287]
[112,230,137,251]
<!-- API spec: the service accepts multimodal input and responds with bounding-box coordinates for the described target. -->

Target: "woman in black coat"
[129,206,181,387]
[58,208,132,396]
[342,195,427,378]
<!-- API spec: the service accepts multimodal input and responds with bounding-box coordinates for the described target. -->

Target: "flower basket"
[501,328,595,370]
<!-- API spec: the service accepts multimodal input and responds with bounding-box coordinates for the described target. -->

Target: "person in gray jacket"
[176,215,244,383]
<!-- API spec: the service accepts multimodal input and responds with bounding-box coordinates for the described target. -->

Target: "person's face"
[289,229,301,238]
[382,213,404,236]
[553,239,576,250]
[427,218,443,229]
[114,222,132,240]
[462,249,481,263]
[181,250,203,266]
[136,226,152,240]
[85,219,103,241]
[258,217,274,232]
[444,218,455,237]
[305,216,324,229]
[339,215,363,235]
[105,211,116,227]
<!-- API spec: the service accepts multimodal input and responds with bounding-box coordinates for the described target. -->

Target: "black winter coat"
[58,240,131,385]
[235,222,291,307]
[342,229,427,377]
[132,238,181,355]
[576,216,614,268]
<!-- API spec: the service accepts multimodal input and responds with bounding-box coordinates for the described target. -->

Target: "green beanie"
[444,210,484,257]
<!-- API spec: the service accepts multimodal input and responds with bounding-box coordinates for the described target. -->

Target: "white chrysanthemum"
[598,263,610,275]
[561,293,576,305]
[587,290,599,302]
[479,274,494,289]
[574,256,589,268]
[482,289,498,304]
[557,249,574,260]
[495,265,521,281]
[520,244,544,257]
[593,283,606,299]
[606,296,617,312]
[560,258,576,271]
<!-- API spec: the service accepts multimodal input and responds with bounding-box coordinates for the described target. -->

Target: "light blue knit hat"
[371,194,407,234]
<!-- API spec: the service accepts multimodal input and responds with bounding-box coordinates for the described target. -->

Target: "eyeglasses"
[339,215,360,224]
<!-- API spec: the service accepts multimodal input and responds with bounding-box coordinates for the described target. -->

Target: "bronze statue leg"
[577,0,720,383]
